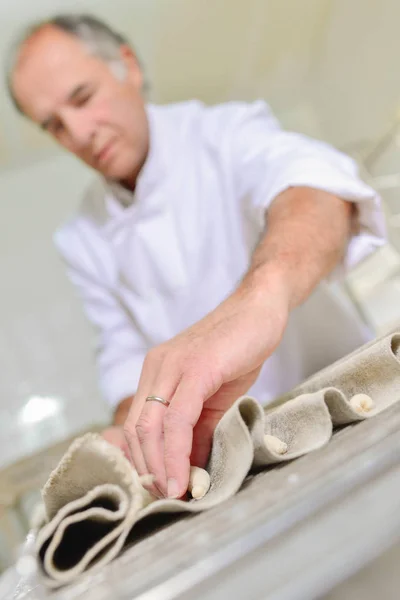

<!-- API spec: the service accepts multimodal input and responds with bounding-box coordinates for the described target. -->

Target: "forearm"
[245,186,353,310]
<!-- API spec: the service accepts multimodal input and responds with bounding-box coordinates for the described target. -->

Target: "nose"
[62,109,95,149]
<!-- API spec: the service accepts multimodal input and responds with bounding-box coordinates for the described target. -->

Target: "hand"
[101,397,134,459]
[102,425,131,459]
[123,270,290,499]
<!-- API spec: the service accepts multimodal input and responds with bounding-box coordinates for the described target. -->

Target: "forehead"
[12,26,108,120]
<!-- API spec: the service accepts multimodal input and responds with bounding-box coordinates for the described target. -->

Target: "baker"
[8,14,385,499]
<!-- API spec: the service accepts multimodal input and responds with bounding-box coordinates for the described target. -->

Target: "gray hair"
[6,14,140,114]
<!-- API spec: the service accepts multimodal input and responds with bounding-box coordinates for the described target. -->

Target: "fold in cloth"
[36,331,400,586]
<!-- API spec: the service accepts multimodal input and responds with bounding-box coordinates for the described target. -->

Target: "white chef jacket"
[54,100,385,408]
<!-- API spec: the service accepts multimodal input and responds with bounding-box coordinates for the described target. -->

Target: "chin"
[103,154,141,183]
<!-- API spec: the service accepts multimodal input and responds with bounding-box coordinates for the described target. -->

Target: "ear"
[119,45,143,89]
[109,61,127,82]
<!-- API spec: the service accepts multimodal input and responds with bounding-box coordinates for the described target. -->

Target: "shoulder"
[150,100,276,132]
[162,100,280,149]
[200,100,279,135]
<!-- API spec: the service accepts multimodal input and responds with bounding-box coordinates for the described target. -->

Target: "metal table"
[7,400,400,600]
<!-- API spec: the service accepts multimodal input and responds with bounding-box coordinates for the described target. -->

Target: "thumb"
[190,407,224,467]
[190,372,261,467]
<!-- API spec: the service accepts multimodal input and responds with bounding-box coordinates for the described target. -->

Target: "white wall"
[0,154,110,467]
[308,0,400,147]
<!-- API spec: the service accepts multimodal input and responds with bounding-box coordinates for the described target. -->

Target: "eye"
[49,119,65,136]
[73,90,93,107]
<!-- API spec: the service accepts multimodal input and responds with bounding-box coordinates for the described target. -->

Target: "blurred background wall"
[0,0,399,468]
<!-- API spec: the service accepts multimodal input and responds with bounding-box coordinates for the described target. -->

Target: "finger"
[123,358,156,478]
[135,399,169,494]
[190,380,254,467]
[126,347,182,497]
[127,427,165,499]
[190,409,221,468]
[163,377,205,498]
[132,351,184,495]
[123,418,148,474]
[125,413,165,498]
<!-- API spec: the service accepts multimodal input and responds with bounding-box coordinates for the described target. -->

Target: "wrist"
[239,261,293,323]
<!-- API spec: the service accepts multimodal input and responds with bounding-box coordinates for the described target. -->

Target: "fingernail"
[167,478,180,499]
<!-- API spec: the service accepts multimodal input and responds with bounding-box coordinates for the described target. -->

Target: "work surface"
[6,398,400,600]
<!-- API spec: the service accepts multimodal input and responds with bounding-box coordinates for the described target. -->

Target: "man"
[8,15,385,500]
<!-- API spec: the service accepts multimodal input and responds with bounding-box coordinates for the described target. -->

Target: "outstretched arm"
[123,186,352,499]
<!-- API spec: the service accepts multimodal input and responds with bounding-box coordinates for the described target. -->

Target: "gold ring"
[145,395,170,407]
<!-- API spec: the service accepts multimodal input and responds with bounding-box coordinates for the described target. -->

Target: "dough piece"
[138,474,155,487]
[264,434,288,455]
[350,394,374,413]
[188,466,211,499]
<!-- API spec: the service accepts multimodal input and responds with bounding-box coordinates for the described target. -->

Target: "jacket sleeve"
[54,220,147,409]
[207,100,386,274]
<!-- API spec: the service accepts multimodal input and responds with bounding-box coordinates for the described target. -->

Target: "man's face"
[12,26,149,186]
